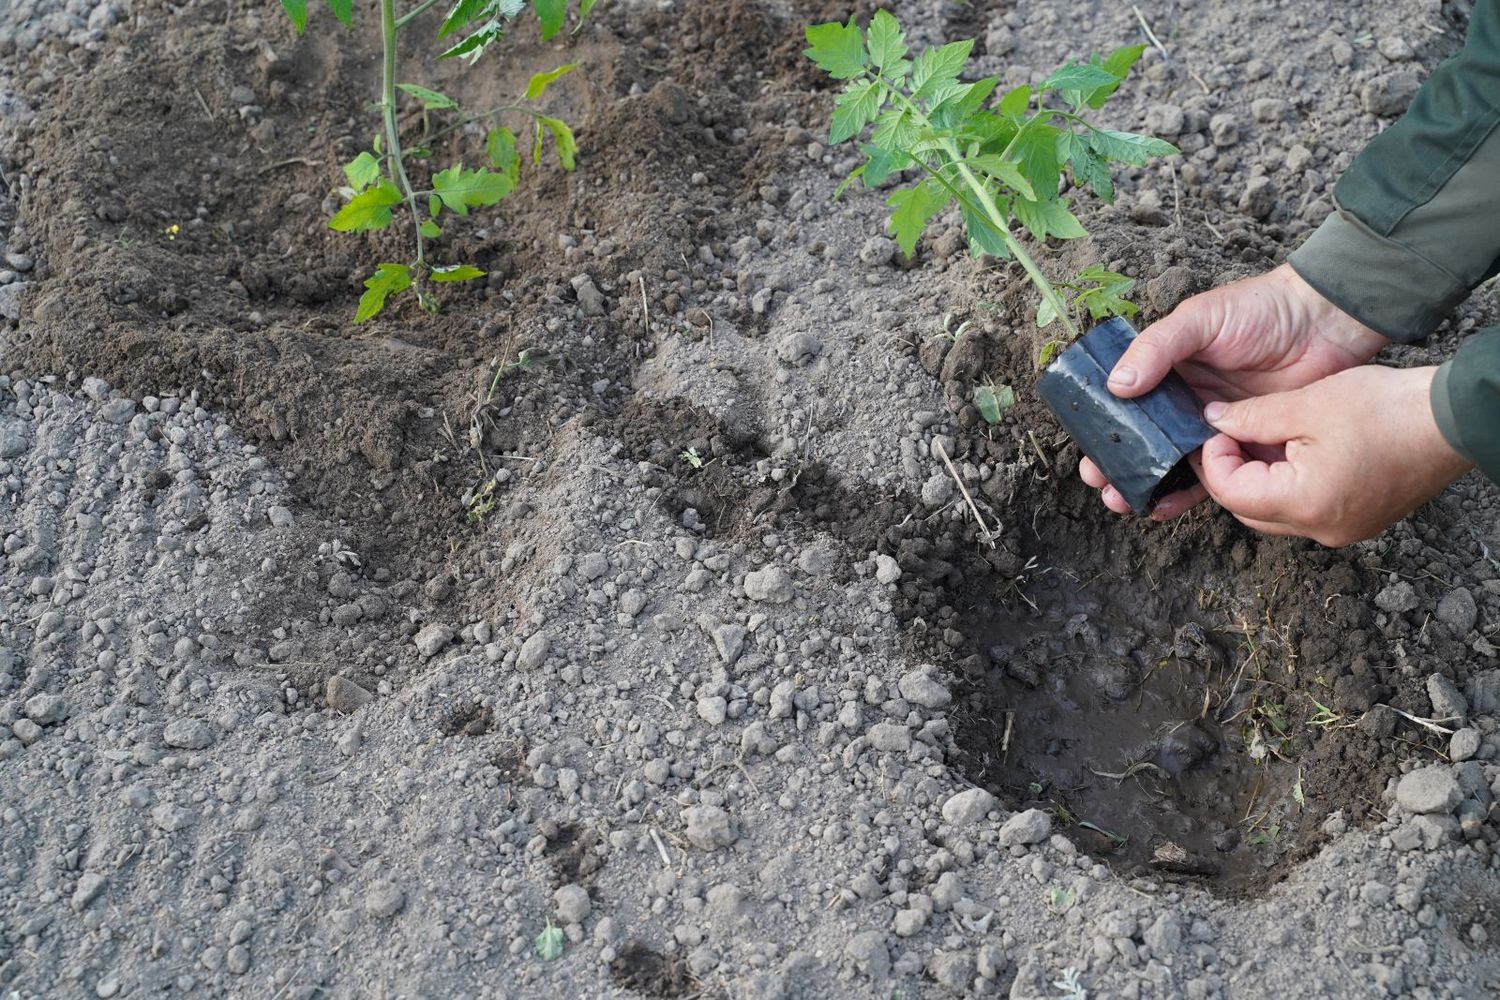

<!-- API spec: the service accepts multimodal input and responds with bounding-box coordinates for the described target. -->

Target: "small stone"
[99,398,136,424]
[1395,765,1462,815]
[1375,581,1419,614]
[577,552,609,580]
[554,884,592,924]
[1468,670,1500,715]
[931,872,964,911]
[797,545,836,576]
[1377,35,1414,62]
[620,589,647,617]
[898,669,951,710]
[942,788,999,826]
[1239,176,1277,220]
[1428,674,1469,723]
[684,805,736,850]
[72,873,107,911]
[977,943,1007,980]
[921,472,953,508]
[571,274,607,316]
[1250,97,1286,122]
[868,723,912,754]
[267,505,295,528]
[697,696,728,725]
[1208,113,1238,147]
[12,718,42,745]
[1144,913,1183,953]
[1284,143,1314,172]
[517,631,551,669]
[1436,588,1478,636]
[712,624,747,664]
[858,236,896,266]
[1361,70,1421,116]
[744,566,794,603]
[844,930,891,979]
[365,881,406,919]
[162,718,215,750]
[996,807,1051,845]
[893,908,927,936]
[776,331,821,366]
[414,623,455,658]
[82,377,112,401]
[152,804,197,832]
[1450,728,1481,763]
[226,945,251,975]
[874,554,902,585]
[4,251,34,272]
[1143,103,1184,137]
[927,951,975,994]
[325,676,374,714]
[0,283,24,321]
[24,693,68,725]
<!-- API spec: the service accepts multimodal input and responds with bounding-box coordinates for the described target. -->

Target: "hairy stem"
[380,0,425,266]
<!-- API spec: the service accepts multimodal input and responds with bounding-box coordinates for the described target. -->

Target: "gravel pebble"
[414,623,455,658]
[996,808,1052,846]
[162,718,215,750]
[326,676,374,714]
[365,881,406,919]
[1396,765,1462,815]
[942,788,998,826]
[744,566,794,603]
[554,884,592,924]
[517,631,551,669]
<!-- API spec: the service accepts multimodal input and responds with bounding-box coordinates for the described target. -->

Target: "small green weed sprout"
[806,12,1175,362]
[277,0,599,322]
[680,446,705,469]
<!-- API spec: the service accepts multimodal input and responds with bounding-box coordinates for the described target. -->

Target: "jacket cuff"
[1287,208,1470,345]
[1431,328,1500,485]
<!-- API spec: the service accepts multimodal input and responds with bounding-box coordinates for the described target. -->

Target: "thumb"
[1107,296,1219,398]
[1202,390,1306,445]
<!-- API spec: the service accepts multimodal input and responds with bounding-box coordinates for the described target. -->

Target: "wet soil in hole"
[953,581,1295,889]
[610,942,692,998]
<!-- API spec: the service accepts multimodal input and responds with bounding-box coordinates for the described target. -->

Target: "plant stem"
[394,0,439,29]
[380,0,425,266]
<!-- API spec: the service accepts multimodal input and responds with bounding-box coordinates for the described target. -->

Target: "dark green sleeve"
[1286,0,1500,482]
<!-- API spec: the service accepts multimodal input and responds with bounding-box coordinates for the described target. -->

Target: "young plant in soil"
[276,0,598,322]
[806,12,1177,400]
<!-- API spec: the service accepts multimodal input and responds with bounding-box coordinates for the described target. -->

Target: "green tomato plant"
[805,12,1176,372]
[277,0,599,322]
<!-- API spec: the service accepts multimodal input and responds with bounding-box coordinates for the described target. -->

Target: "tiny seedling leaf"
[533,116,577,170]
[430,263,486,283]
[419,219,443,239]
[279,0,308,33]
[343,151,381,193]
[534,0,566,40]
[804,19,866,80]
[974,384,1016,424]
[534,920,564,961]
[355,263,411,324]
[524,63,577,100]
[328,181,403,232]
[866,9,907,70]
[324,0,352,27]
[433,164,514,215]
[396,83,458,110]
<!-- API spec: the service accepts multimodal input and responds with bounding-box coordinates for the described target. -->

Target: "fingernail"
[1203,401,1227,424]
[1108,366,1138,390]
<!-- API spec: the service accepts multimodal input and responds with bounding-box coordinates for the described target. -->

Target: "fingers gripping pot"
[1038,318,1214,514]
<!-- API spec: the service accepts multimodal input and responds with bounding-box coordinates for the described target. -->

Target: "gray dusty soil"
[4,0,1500,997]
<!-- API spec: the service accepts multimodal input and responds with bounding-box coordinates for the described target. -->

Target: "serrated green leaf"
[535,921,564,961]
[1012,197,1087,242]
[965,155,1035,201]
[329,181,402,232]
[830,79,884,144]
[419,219,443,239]
[279,0,307,32]
[870,107,919,153]
[431,263,486,282]
[1088,128,1178,167]
[804,19,866,80]
[397,83,458,111]
[1101,43,1147,80]
[862,143,908,187]
[867,9,906,71]
[1072,267,1139,321]
[998,84,1030,119]
[887,178,951,257]
[911,38,973,98]
[486,126,520,180]
[440,19,506,61]
[975,384,1016,424]
[439,0,486,37]
[1063,133,1115,203]
[534,116,577,170]
[935,76,998,124]
[960,201,1010,258]
[343,152,381,193]
[1010,123,1063,201]
[534,0,565,39]
[324,0,351,26]
[355,263,411,324]
[524,63,577,100]
[433,164,514,216]
[1038,62,1120,95]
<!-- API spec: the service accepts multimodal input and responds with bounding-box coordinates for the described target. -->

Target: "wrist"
[1408,365,1474,481]
[1271,263,1389,363]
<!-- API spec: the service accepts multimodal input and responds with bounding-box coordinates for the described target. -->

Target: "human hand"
[1078,264,1389,519]
[1193,365,1471,546]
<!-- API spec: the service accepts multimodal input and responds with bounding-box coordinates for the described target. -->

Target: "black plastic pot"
[1037,317,1214,515]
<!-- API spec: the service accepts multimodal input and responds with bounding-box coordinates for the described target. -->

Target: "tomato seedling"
[806,12,1176,367]
[277,0,599,322]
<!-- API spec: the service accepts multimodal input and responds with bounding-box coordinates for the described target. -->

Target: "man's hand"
[1193,366,1471,546]
[1079,264,1389,519]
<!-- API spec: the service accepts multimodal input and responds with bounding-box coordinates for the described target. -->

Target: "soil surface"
[4,0,1500,997]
